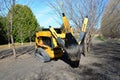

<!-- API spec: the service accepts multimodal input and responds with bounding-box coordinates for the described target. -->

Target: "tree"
[9,4,39,44]
[101,0,120,38]
[0,16,8,45]
[48,0,108,53]
[23,5,39,44]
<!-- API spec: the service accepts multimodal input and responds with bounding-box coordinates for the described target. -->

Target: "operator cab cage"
[36,27,65,49]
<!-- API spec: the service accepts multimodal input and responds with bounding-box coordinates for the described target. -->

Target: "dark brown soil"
[0,39,120,80]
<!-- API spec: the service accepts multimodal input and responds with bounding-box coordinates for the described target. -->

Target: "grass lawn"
[0,42,35,50]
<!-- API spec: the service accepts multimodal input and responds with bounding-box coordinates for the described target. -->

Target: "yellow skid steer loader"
[35,13,88,67]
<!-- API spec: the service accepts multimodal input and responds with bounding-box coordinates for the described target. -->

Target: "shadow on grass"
[0,45,34,59]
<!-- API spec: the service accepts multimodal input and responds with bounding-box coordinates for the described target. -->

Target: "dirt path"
[0,39,120,80]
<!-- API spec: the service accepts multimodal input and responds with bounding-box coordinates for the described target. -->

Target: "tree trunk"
[29,31,32,45]
[10,8,16,58]
[6,18,11,48]
[20,32,23,45]
[8,42,10,48]
[21,39,23,45]
[84,31,92,55]
[10,34,16,58]
[30,36,31,45]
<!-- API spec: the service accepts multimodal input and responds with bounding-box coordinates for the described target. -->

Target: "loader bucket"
[64,33,81,67]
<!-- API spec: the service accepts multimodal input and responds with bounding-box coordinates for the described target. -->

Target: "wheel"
[35,48,50,62]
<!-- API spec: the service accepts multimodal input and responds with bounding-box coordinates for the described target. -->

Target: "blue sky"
[16,0,108,29]
[17,0,61,28]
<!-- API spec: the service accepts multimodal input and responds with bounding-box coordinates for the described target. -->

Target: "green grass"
[0,42,35,50]
[96,35,105,41]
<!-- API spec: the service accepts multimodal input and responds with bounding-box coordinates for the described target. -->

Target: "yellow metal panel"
[52,38,58,47]
[45,48,55,58]
[44,46,62,59]
[45,48,63,59]
[49,27,59,39]
[62,16,71,33]
[49,27,66,39]
[58,33,65,38]
[81,18,88,32]
[36,31,51,37]
[35,37,43,47]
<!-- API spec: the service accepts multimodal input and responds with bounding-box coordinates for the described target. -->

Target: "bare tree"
[0,0,17,58]
[101,0,120,38]
[48,0,108,53]
[9,0,17,58]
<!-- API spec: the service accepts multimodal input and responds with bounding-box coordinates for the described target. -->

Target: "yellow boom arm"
[62,13,73,34]
[81,18,88,32]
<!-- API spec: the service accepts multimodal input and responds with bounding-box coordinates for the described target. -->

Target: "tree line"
[0,4,41,45]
